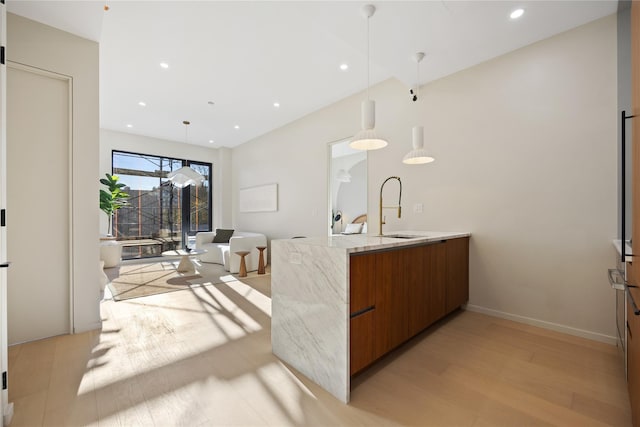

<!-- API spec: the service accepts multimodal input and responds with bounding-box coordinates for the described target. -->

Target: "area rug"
[106,261,269,301]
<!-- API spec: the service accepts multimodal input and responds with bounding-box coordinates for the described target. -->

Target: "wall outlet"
[414,203,424,213]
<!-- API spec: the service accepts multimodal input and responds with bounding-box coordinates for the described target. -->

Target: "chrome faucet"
[379,176,402,236]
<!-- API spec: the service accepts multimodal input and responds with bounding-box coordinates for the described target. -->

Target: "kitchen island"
[271,231,470,402]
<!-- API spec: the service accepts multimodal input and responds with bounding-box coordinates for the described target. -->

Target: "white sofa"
[195,230,267,274]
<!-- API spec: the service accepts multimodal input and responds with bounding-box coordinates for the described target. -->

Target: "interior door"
[6,63,71,344]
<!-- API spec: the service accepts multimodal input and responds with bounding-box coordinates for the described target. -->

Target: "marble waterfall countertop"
[270,230,470,403]
[285,231,471,253]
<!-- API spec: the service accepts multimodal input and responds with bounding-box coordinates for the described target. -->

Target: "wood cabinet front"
[629,2,640,425]
[349,238,469,376]
[446,237,470,314]
[407,242,446,337]
[627,287,640,426]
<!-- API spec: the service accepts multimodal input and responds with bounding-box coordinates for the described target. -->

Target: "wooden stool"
[235,251,250,277]
[256,246,267,274]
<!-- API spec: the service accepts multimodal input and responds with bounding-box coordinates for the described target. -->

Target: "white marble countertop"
[278,231,470,254]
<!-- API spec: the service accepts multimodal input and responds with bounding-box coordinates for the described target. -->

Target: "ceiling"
[8,1,617,148]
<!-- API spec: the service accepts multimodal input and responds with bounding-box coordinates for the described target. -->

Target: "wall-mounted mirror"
[329,138,367,236]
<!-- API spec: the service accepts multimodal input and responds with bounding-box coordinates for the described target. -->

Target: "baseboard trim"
[465,304,617,345]
[74,321,102,334]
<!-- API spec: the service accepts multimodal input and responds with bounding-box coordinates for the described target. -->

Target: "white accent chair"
[195,231,267,274]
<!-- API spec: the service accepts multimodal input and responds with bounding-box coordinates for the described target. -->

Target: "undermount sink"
[382,234,424,239]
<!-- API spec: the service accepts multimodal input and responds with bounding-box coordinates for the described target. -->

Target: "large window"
[112,151,212,259]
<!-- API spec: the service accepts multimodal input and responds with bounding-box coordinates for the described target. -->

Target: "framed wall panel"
[239,183,278,213]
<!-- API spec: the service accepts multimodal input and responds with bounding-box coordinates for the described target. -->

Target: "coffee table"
[161,248,207,272]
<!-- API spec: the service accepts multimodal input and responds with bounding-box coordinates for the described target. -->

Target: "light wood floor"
[7,272,633,426]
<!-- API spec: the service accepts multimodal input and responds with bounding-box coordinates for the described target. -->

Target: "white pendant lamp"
[167,121,205,188]
[403,52,434,165]
[403,126,434,164]
[350,4,388,151]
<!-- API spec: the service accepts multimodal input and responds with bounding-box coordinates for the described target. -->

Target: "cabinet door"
[631,0,640,286]
[374,249,406,358]
[425,242,447,325]
[407,242,446,336]
[349,253,376,375]
[350,310,375,375]
[445,237,470,314]
[627,287,640,426]
[630,3,640,425]
[406,245,426,337]
[350,253,376,314]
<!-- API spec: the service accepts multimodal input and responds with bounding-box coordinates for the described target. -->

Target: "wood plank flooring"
[7,272,632,426]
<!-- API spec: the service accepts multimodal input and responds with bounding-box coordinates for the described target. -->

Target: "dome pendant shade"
[167,166,205,188]
[403,126,435,165]
[349,100,388,150]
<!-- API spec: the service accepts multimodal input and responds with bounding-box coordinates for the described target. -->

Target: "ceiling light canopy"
[349,4,388,151]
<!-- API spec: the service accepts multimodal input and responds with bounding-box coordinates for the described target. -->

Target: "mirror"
[329,138,367,235]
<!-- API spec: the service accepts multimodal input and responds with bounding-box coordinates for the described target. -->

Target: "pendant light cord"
[415,60,419,101]
[366,14,370,101]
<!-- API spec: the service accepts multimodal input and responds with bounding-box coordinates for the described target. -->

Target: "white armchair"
[195,230,267,274]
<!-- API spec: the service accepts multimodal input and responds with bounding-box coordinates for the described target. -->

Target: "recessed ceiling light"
[234,125,240,130]
[126,124,133,128]
[138,101,146,107]
[273,102,280,108]
[340,63,349,71]
[160,62,169,69]
[510,8,524,19]
[209,140,214,144]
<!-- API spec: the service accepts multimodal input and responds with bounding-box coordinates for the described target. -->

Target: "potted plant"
[99,173,130,236]
[99,174,129,268]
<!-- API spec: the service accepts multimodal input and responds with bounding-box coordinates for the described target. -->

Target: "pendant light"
[167,121,205,187]
[349,4,388,151]
[403,52,435,165]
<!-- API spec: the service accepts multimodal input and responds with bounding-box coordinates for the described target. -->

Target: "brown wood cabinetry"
[408,242,446,336]
[349,238,469,376]
[628,288,640,426]
[349,310,375,375]
[349,253,376,375]
[629,2,640,426]
[446,237,470,314]
[374,248,407,357]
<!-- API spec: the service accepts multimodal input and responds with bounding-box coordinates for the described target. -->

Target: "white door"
[6,64,71,344]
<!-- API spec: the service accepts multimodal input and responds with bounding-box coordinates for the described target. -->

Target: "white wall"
[8,13,101,334]
[233,16,618,341]
[99,129,230,233]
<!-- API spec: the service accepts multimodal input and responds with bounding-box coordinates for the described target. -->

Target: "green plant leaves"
[99,173,130,217]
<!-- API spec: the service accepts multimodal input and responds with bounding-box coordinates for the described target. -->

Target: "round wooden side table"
[256,246,267,274]
[235,251,250,277]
